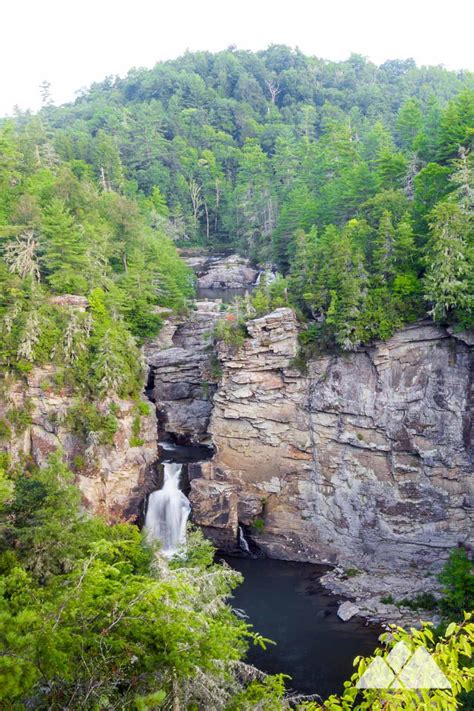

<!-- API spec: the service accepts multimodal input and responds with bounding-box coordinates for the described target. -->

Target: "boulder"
[337,601,360,621]
[197,255,257,289]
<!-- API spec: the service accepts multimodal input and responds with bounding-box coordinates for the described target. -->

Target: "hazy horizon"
[3,0,474,117]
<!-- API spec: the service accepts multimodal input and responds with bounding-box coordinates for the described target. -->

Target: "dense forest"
[0,120,192,398]
[1,47,473,708]
[15,44,474,349]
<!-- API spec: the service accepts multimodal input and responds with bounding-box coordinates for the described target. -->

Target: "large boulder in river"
[337,601,360,621]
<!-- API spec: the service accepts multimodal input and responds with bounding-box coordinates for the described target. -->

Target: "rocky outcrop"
[196,255,257,289]
[145,301,223,444]
[189,309,473,583]
[0,365,157,521]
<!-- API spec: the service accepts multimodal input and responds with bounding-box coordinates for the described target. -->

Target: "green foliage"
[397,592,439,611]
[0,123,193,406]
[208,353,223,380]
[0,456,290,709]
[344,568,361,579]
[65,400,118,445]
[423,201,473,325]
[3,50,474,356]
[0,419,12,441]
[214,316,247,348]
[250,273,288,316]
[439,548,474,621]
[306,615,474,709]
[6,399,33,433]
[252,517,265,532]
[130,411,145,448]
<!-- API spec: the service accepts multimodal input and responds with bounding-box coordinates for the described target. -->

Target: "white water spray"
[255,269,276,287]
[145,463,190,558]
[238,525,250,554]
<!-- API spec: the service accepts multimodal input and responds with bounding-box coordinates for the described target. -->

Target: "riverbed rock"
[337,601,360,621]
[189,310,473,587]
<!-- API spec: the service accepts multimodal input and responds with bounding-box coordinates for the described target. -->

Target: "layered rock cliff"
[0,365,157,521]
[188,309,473,583]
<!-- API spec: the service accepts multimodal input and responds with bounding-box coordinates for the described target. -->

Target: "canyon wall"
[0,364,157,521]
[145,301,222,445]
[189,308,473,575]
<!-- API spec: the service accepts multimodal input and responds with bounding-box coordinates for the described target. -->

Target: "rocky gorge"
[2,254,472,625]
[144,254,473,623]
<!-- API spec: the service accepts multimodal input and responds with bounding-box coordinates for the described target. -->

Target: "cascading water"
[238,525,250,554]
[144,463,190,558]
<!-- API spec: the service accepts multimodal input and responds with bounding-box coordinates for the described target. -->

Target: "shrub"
[439,548,474,620]
[65,401,118,445]
[6,400,33,433]
[72,455,86,470]
[0,419,12,441]
[397,592,439,611]
[214,317,247,348]
[344,568,361,578]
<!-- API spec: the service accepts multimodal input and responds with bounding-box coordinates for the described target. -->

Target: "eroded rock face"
[0,365,157,522]
[189,310,473,578]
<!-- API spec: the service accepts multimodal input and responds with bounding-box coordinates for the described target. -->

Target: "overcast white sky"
[2,0,474,116]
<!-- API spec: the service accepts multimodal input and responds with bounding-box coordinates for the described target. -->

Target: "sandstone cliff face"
[189,309,473,576]
[0,365,157,521]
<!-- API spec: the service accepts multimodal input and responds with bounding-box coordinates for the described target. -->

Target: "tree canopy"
[16,45,472,348]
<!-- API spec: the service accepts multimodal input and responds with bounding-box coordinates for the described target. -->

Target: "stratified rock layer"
[189,309,473,576]
[196,254,257,289]
[145,302,223,444]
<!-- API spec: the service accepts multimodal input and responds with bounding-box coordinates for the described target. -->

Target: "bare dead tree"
[4,230,41,282]
[188,178,203,228]
[265,79,281,105]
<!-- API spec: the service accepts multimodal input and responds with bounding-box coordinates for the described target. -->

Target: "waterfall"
[145,463,190,558]
[238,525,250,554]
[254,269,276,287]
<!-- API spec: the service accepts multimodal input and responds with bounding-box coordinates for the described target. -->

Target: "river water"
[221,556,381,699]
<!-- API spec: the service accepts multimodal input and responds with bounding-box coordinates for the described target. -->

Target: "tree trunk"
[172,674,180,711]
[204,201,210,240]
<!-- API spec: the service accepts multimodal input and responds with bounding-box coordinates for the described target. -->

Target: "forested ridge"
[27,44,474,348]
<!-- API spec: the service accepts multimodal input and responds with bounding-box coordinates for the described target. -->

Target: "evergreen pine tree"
[41,198,89,294]
[423,202,473,324]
